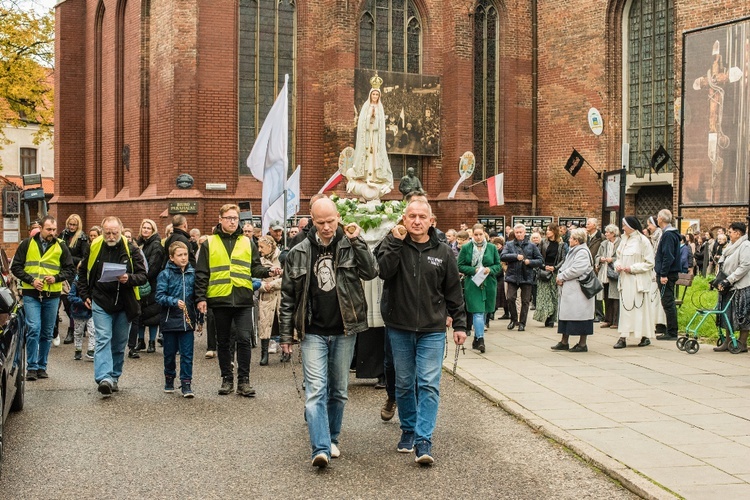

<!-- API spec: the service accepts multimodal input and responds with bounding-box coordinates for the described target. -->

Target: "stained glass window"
[473,0,499,180]
[358,0,421,74]
[238,0,296,175]
[627,0,674,177]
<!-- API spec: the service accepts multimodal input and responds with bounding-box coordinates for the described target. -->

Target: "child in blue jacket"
[156,241,203,397]
[68,272,96,361]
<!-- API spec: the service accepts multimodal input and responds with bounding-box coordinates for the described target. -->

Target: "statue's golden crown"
[370,73,383,90]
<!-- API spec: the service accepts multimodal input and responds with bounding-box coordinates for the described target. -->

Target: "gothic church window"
[473,0,499,180]
[239,0,296,175]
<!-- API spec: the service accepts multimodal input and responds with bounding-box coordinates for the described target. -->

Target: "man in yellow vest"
[195,204,281,397]
[11,215,75,380]
[77,216,147,397]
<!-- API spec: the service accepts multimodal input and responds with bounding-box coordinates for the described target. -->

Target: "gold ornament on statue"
[370,73,383,90]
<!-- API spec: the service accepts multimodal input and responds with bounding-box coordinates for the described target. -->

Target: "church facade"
[54,0,750,234]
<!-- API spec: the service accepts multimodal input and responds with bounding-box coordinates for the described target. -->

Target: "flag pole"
[283,188,288,249]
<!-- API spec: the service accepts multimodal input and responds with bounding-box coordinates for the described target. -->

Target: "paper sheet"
[471,266,489,287]
[99,262,127,282]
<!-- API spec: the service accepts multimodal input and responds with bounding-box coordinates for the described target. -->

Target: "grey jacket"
[720,235,750,291]
[278,227,378,343]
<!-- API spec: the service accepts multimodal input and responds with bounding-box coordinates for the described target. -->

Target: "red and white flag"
[487,173,504,207]
[318,170,344,193]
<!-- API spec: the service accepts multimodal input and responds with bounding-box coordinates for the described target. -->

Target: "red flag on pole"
[487,173,504,207]
[319,171,344,194]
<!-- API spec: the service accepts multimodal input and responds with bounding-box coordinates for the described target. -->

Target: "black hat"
[622,216,643,234]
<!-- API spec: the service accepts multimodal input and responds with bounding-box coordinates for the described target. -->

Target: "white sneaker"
[52,335,61,347]
[268,340,278,354]
[330,443,340,458]
[312,453,329,468]
[205,351,215,359]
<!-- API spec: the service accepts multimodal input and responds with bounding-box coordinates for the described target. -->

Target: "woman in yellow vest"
[11,215,75,380]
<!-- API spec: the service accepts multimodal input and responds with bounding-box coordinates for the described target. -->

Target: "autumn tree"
[0,0,54,148]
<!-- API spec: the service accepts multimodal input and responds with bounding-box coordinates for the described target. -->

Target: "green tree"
[0,1,54,149]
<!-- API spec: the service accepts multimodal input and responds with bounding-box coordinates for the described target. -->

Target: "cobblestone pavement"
[1,329,636,499]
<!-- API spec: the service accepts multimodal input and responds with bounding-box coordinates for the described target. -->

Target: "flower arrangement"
[330,195,405,232]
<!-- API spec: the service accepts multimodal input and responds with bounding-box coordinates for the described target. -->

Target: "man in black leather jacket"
[279,197,378,468]
[501,224,544,331]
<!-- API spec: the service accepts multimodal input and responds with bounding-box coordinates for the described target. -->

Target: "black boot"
[259,339,269,366]
[64,326,75,344]
[477,337,485,353]
[472,337,479,350]
[135,339,147,351]
[147,341,156,353]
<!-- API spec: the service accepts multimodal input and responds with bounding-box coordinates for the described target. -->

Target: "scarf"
[719,234,748,263]
[471,240,487,267]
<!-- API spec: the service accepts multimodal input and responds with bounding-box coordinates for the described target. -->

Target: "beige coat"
[258,249,282,340]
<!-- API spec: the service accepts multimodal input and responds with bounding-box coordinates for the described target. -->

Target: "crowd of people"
[10,197,750,470]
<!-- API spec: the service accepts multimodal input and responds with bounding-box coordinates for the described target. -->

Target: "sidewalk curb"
[447,367,679,500]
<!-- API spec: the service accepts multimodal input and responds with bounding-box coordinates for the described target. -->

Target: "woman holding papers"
[458,224,501,353]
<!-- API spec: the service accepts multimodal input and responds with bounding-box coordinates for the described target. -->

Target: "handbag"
[579,253,603,299]
[606,263,619,281]
[538,269,553,282]
[710,270,731,292]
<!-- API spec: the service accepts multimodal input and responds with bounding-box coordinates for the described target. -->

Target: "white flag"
[286,166,301,217]
[247,75,289,217]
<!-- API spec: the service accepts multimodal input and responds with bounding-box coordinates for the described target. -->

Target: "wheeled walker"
[678,291,739,354]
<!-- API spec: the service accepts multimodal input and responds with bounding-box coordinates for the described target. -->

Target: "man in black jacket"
[279,198,378,468]
[77,216,147,396]
[195,204,280,397]
[654,209,681,340]
[377,199,466,466]
[501,224,544,331]
[162,214,197,268]
[11,215,75,380]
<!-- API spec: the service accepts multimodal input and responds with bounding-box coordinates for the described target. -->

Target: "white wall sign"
[3,218,19,230]
[3,230,19,243]
[588,108,604,136]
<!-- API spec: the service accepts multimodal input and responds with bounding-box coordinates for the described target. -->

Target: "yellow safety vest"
[22,238,64,293]
[88,235,140,301]
[206,234,253,298]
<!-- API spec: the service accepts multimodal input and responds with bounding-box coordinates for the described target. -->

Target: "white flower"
[391,200,401,208]
[385,206,393,215]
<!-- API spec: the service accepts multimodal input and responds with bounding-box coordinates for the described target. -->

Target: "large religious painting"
[355,69,440,156]
[681,18,750,206]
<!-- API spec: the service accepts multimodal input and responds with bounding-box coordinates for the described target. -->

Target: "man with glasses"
[195,204,281,396]
[12,215,75,380]
[77,216,147,396]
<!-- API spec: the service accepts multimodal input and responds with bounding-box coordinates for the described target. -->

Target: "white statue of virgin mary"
[345,73,393,201]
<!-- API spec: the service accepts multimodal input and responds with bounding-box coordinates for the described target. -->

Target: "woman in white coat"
[613,217,655,348]
[551,228,595,352]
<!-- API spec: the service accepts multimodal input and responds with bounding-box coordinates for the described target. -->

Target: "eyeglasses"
[221,216,239,222]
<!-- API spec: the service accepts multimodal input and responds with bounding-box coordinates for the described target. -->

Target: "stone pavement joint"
[446,319,750,500]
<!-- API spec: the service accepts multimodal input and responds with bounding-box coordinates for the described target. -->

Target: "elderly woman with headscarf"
[715,222,750,353]
[613,217,655,348]
[551,228,595,352]
[595,224,621,329]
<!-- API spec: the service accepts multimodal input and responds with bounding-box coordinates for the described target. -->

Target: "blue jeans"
[384,329,396,400]
[92,302,130,384]
[300,333,356,460]
[387,327,444,445]
[163,330,194,381]
[472,312,485,339]
[23,295,60,371]
[138,324,159,342]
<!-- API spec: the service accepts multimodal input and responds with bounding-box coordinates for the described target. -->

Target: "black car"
[0,247,26,472]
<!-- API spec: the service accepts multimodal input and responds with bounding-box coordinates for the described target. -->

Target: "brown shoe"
[609,324,618,329]
[381,397,396,421]
[600,322,611,328]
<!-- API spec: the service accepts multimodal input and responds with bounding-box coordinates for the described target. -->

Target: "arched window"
[238,0,296,175]
[625,0,674,176]
[358,0,421,74]
[473,0,499,180]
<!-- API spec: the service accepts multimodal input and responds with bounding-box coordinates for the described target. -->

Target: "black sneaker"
[218,377,234,395]
[74,350,82,360]
[135,339,147,351]
[63,328,74,344]
[128,349,140,359]
[237,378,256,397]
[164,377,175,393]
[98,379,113,397]
[26,370,37,381]
[613,338,627,349]
[147,341,156,353]
[397,431,415,453]
[414,440,434,465]
[37,369,49,379]
[181,382,194,398]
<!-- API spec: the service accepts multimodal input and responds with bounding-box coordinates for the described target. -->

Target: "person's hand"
[600,256,606,262]
[392,225,407,240]
[44,275,56,284]
[718,280,730,291]
[177,300,186,309]
[660,276,668,285]
[556,278,563,286]
[453,330,467,345]
[484,267,490,275]
[446,316,453,328]
[84,298,92,310]
[197,301,207,314]
[344,223,361,239]
[615,264,623,272]
[32,278,44,291]
[281,343,293,355]
[269,267,283,277]
[524,259,530,266]
[117,274,129,284]
[516,254,524,261]
[545,265,554,272]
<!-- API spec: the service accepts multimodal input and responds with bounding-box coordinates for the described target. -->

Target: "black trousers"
[659,274,679,336]
[212,306,254,380]
[506,282,532,325]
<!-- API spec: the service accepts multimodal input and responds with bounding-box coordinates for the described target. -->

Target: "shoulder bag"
[606,262,619,281]
[579,252,603,299]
